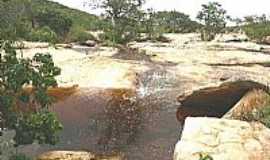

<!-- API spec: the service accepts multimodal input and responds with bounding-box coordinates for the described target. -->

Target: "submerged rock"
[174,117,270,160]
[38,151,95,160]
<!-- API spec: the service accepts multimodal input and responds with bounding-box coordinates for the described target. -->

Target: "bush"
[28,26,58,43]
[66,26,96,43]
[0,41,63,147]
[243,22,270,42]
[10,154,32,160]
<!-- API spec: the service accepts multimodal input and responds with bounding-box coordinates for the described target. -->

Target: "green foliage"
[0,0,30,40]
[199,153,214,160]
[10,153,32,160]
[197,2,229,41]
[28,26,58,43]
[91,0,145,44]
[14,111,62,145]
[66,26,96,43]
[0,41,62,146]
[32,0,101,31]
[0,0,102,43]
[242,106,270,128]
[243,22,270,42]
[151,11,201,33]
[33,7,72,39]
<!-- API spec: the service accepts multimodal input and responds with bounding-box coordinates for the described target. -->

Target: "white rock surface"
[174,117,270,160]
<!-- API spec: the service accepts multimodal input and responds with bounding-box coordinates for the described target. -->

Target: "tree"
[34,8,73,39]
[0,41,63,147]
[89,0,145,44]
[0,2,63,157]
[197,2,229,41]
[153,11,201,33]
[0,0,31,40]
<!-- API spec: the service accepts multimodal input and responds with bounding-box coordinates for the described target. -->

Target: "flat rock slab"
[37,151,123,160]
[174,117,270,160]
[38,151,95,160]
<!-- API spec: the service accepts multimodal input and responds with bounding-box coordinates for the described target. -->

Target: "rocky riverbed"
[19,33,270,160]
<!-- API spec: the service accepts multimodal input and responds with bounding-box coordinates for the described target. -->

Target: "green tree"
[34,8,72,39]
[90,0,145,44]
[197,2,229,41]
[153,11,201,33]
[0,0,31,40]
[0,41,63,146]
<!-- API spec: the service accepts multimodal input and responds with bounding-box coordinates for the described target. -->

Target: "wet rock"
[37,151,123,160]
[37,151,95,160]
[174,117,270,160]
[214,33,249,42]
[80,40,96,47]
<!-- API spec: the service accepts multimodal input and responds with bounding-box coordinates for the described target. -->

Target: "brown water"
[20,68,185,160]
[45,87,181,160]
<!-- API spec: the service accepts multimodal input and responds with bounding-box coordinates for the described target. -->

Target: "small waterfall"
[137,69,177,98]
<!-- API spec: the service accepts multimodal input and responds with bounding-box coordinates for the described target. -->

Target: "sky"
[51,0,270,20]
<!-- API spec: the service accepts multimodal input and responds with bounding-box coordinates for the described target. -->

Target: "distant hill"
[32,0,101,31]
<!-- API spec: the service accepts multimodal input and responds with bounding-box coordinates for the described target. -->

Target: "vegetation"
[199,153,213,160]
[0,0,102,43]
[241,15,270,43]
[0,41,63,146]
[10,153,32,160]
[28,26,58,43]
[197,2,229,41]
[151,11,201,33]
[90,0,145,44]
[242,106,270,128]
[66,26,96,43]
[243,22,270,43]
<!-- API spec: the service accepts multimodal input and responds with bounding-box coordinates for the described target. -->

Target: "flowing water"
[20,64,186,160]
[20,47,257,160]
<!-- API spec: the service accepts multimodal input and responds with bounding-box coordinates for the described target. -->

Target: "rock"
[214,33,249,42]
[37,151,95,160]
[14,41,50,49]
[80,40,96,47]
[37,151,123,160]
[177,81,267,120]
[55,43,73,49]
[174,117,270,160]
[261,36,270,45]
[223,89,270,120]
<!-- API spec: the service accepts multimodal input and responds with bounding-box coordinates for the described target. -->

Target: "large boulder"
[174,117,270,160]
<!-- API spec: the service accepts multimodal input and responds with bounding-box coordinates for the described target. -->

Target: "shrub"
[10,154,32,160]
[28,26,58,43]
[197,2,229,41]
[242,106,270,128]
[34,8,73,39]
[199,153,213,160]
[66,26,96,43]
[243,22,270,42]
[0,41,63,147]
